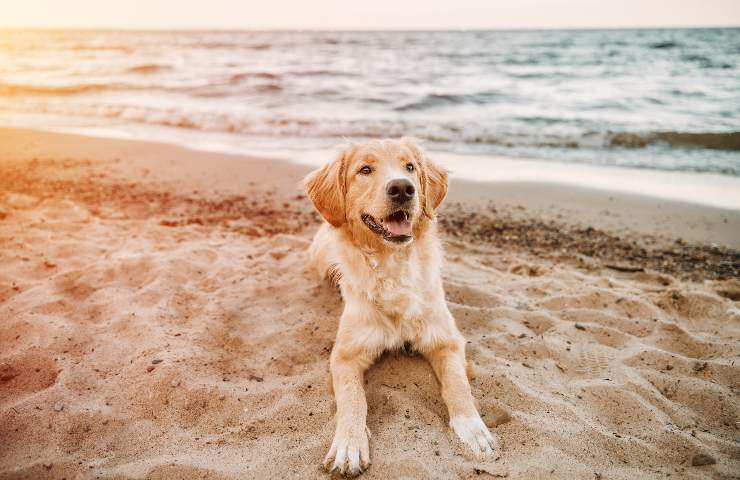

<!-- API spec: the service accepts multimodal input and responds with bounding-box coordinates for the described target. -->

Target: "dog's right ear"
[402,138,448,219]
[303,149,348,228]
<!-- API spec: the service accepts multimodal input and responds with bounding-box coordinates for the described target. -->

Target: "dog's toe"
[331,447,361,477]
[450,414,497,456]
[359,435,371,470]
[324,426,371,477]
[323,443,337,471]
[346,445,361,476]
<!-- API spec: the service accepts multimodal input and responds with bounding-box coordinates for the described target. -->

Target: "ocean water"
[1,28,739,175]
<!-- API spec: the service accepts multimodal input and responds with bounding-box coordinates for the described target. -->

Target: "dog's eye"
[406,163,414,173]
[359,165,372,175]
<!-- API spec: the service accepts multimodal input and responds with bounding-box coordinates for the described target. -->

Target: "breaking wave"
[608,131,740,151]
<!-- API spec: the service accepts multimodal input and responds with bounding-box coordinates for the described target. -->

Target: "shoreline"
[2,126,739,248]
[2,112,740,210]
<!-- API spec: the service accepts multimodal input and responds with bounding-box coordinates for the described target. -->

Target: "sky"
[1,0,739,30]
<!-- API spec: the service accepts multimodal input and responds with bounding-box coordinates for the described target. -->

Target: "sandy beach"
[1,127,738,479]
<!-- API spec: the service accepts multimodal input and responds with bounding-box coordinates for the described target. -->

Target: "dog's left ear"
[303,148,349,227]
[403,138,448,218]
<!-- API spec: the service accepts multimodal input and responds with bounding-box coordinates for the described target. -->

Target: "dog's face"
[304,138,448,247]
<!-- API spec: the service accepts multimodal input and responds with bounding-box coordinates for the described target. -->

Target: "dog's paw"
[450,414,497,456]
[323,424,371,477]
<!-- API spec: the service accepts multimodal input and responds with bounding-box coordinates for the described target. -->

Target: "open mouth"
[361,210,413,244]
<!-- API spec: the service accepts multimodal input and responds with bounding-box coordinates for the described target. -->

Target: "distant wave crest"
[228,72,280,83]
[608,131,740,151]
[127,64,172,74]
[648,41,681,49]
[0,83,112,95]
[394,91,503,111]
[190,41,271,50]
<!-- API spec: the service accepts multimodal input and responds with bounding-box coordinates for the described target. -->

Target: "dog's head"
[304,138,448,247]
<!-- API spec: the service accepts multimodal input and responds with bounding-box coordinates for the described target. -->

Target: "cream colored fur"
[304,138,496,477]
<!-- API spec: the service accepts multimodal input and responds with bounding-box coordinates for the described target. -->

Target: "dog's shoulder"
[307,223,343,285]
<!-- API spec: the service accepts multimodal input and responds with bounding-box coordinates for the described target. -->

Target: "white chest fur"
[337,237,446,351]
[378,254,424,311]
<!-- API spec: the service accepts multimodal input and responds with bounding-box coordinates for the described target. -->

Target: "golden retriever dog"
[304,138,496,477]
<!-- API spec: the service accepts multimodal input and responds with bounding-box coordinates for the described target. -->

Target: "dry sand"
[0,128,738,479]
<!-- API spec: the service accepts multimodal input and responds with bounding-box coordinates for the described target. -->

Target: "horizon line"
[1,24,739,32]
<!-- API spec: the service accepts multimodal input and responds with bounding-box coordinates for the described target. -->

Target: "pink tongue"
[385,219,412,236]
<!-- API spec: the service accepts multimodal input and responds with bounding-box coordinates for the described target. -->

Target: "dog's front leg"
[324,340,375,477]
[425,340,497,456]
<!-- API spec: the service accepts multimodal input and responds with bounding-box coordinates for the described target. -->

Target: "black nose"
[386,178,415,202]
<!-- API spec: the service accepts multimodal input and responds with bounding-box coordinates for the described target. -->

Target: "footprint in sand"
[574,343,617,379]
[0,348,59,404]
